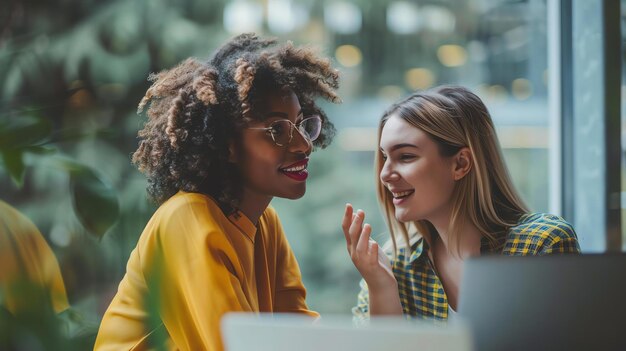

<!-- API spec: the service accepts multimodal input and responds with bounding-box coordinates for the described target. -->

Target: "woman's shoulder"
[503,212,580,255]
[153,191,222,221]
[159,191,215,209]
[509,213,576,240]
[140,191,226,244]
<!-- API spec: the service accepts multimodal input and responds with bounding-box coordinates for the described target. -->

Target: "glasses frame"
[248,115,322,147]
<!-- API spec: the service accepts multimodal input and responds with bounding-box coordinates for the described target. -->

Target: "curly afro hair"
[132,33,341,210]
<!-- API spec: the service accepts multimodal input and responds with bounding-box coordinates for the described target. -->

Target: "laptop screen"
[459,254,626,351]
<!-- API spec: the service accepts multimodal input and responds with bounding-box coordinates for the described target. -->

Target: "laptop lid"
[221,313,472,351]
[459,254,626,351]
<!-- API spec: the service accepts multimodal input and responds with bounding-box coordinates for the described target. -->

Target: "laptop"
[458,254,626,351]
[221,313,472,351]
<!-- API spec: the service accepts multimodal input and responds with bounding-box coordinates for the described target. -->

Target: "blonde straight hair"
[376,86,529,255]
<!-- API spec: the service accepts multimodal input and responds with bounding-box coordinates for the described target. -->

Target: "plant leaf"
[22,145,57,155]
[1,150,25,187]
[69,167,120,239]
[0,115,52,149]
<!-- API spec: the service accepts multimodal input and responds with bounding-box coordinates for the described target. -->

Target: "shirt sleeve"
[269,209,319,318]
[139,200,249,351]
[538,235,581,254]
[351,240,400,323]
[352,279,370,322]
[535,216,581,255]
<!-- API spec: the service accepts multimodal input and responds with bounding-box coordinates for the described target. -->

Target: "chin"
[394,208,417,223]
[281,185,306,200]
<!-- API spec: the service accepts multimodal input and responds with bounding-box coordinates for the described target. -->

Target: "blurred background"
[0,0,624,349]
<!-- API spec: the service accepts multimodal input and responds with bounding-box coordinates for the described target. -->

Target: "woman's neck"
[429,214,482,259]
[237,191,273,226]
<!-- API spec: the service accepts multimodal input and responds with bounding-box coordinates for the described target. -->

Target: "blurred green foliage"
[0,280,97,350]
[0,113,121,239]
[0,114,53,186]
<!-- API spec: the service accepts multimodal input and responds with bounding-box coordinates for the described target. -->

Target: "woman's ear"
[453,147,472,181]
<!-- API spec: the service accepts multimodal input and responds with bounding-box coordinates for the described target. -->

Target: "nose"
[288,126,312,156]
[379,157,398,185]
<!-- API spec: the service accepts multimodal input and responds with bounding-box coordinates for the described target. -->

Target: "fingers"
[342,204,354,247]
[356,222,371,257]
[342,212,391,287]
[348,209,365,254]
[369,238,378,258]
[343,205,376,267]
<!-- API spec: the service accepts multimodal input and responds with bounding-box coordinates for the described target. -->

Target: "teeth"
[283,164,306,172]
[392,190,413,198]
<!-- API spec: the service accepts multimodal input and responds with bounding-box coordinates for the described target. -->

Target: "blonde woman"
[343,86,580,321]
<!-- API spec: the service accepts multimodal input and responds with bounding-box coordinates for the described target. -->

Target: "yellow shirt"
[0,199,69,315]
[94,192,317,350]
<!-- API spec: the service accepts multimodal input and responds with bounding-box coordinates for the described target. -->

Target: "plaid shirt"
[352,213,581,321]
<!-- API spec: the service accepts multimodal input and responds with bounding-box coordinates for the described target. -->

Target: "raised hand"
[342,203,396,290]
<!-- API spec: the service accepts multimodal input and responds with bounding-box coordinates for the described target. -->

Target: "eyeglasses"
[248,115,322,147]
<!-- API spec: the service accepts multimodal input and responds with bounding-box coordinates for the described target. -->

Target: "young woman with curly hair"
[94,33,340,351]
[342,86,579,321]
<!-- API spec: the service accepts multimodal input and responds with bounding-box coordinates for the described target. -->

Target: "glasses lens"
[299,116,322,142]
[269,120,292,146]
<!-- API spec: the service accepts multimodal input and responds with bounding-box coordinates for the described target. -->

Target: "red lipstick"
[280,159,309,182]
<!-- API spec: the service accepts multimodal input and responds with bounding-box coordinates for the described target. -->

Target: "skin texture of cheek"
[237,134,308,201]
[239,145,280,194]
[395,163,456,223]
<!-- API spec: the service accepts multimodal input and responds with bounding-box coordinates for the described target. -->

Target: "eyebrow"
[380,143,420,153]
[263,110,303,119]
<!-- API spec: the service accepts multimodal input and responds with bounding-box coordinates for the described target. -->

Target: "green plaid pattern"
[352,213,581,321]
